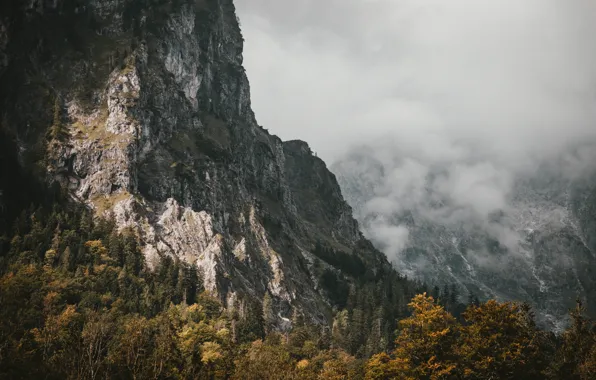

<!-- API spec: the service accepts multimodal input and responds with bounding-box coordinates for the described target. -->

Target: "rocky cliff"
[0,0,395,326]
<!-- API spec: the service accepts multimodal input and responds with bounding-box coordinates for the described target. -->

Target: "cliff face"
[0,0,385,324]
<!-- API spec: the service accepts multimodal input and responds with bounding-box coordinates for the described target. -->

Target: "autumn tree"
[81,310,114,380]
[232,339,294,380]
[456,300,548,379]
[366,295,551,380]
[109,315,152,380]
[31,304,85,378]
[366,293,457,379]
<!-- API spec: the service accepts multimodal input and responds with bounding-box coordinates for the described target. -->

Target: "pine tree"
[237,299,265,343]
[365,307,384,358]
[449,283,458,306]
[49,97,67,142]
[550,299,595,379]
[432,284,440,300]
[185,264,200,305]
[107,232,122,264]
[123,235,141,275]
[442,284,450,304]
[292,307,305,329]
[348,308,366,355]
[262,292,275,334]
[468,291,480,306]
[331,310,349,350]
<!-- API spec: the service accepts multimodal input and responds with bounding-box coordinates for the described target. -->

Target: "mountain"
[332,145,596,330]
[0,0,415,328]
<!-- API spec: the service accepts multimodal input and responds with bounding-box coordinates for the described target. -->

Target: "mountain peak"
[0,0,410,327]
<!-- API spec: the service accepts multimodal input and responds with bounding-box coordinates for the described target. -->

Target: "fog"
[235,0,596,264]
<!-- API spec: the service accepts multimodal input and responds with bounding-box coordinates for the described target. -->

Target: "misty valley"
[332,143,596,331]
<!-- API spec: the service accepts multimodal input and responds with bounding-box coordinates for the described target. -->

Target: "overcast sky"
[235,0,596,266]
[235,0,596,166]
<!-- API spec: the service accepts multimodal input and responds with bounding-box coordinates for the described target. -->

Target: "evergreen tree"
[262,292,276,334]
[48,97,67,142]
[549,299,595,379]
[237,299,265,343]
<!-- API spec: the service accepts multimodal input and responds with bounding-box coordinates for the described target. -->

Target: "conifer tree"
[262,292,275,333]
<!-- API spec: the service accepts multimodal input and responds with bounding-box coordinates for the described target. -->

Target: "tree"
[331,310,349,350]
[109,315,152,380]
[348,308,366,355]
[236,299,265,343]
[364,307,386,358]
[318,349,363,380]
[549,299,595,380]
[394,293,458,379]
[366,293,457,380]
[123,234,142,275]
[31,304,85,378]
[49,97,67,142]
[232,340,293,380]
[365,352,408,380]
[149,310,180,379]
[456,300,548,379]
[262,292,276,334]
[81,310,114,380]
[578,345,596,380]
[185,264,200,304]
[467,291,480,307]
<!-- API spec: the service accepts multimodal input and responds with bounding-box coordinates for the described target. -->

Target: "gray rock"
[0,0,388,327]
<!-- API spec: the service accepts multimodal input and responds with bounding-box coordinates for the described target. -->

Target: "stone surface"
[0,0,389,327]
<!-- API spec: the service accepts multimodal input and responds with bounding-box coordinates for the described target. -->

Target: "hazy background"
[235,0,596,264]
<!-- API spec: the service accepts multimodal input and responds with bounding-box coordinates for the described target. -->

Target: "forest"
[0,195,595,380]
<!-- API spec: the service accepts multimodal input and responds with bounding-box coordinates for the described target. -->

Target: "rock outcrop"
[0,0,392,326]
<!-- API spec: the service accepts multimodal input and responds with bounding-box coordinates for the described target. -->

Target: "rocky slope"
[333,147,596,330]
[0,0,395,326]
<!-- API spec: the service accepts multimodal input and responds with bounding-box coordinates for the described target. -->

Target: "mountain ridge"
[332,144,596,330]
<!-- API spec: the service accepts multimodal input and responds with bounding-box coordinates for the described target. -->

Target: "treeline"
[0,204,347,379]
[366,294,596,379]
[1,205,596,379]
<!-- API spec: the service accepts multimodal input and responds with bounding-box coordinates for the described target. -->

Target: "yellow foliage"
[391,293,457,379]
[43,291,60,311]
[365,294,549,380]
[31,304,82,367]
[44,249,57,267]
[216,327,231,340]
[579,345,596,379]
[201,341,223,364]
[85,240,108,256]
[296,359,310,370]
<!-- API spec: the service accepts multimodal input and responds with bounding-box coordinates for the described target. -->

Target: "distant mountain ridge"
[332,145,596,330]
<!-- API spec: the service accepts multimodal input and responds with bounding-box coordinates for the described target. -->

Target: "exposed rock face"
[333,148,596,330]
[0,0,388,325]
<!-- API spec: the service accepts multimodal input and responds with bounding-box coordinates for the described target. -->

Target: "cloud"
[435,162,512,219]
[365,217,410,263]
[236,0,596,162]
[235,0,596,264]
